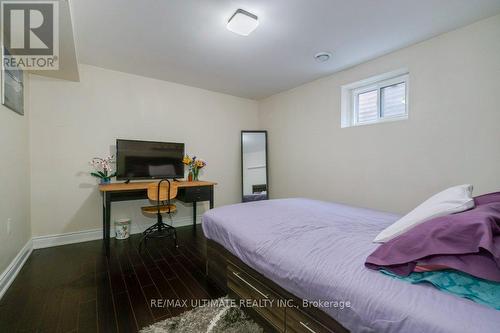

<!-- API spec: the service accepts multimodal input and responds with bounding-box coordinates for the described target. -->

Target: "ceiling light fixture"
[227,9,259,36]
[314,52,332,63]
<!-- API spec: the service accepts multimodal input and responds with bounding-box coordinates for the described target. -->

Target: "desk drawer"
[286,307,335,333]
[227,262,285,332]
[177,186,211,202]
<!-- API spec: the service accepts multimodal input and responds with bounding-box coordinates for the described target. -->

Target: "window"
[341,70,409,128]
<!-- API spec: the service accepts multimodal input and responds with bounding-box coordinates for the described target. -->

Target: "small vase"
[100,178,111,184]
[188,172,193,182]
[192,169,199,181]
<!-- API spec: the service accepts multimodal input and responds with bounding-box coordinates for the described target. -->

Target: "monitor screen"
[116,139,185,180]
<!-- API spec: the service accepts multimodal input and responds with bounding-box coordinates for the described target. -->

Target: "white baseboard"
[32,228,103,249]
[0,239,33,300]
[32,215,203,249]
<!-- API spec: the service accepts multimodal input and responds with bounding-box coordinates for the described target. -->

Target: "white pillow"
[373,184,474,243]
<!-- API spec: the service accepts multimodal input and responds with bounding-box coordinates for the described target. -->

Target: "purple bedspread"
[202,198,500,333]
[366,202,500,282]
[243,193,268,202]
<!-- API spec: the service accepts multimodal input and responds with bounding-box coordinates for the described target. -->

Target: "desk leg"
[102,194,106,240]
[209,186,214,209]
[193,201,197,231]
[103,192,111,257]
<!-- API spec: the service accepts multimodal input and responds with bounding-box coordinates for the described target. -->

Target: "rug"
[140,297,263,333]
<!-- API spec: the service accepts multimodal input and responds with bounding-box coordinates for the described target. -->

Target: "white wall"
[0,77,31,274]
[29,65,259,237]
[259,15,500,214]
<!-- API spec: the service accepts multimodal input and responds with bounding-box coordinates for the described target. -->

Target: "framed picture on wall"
[1,48,24,115]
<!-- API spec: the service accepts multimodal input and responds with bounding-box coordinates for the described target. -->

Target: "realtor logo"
[1,1,59,70]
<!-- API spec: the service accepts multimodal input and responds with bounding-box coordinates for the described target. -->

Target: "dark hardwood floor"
[0,225,224,333]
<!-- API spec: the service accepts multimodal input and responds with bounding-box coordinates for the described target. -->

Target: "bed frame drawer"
[227,261,285,332]
[286,306,335,333]
[207,240,349,333]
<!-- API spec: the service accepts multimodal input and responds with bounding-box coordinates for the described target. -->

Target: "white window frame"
[341,69,409,128]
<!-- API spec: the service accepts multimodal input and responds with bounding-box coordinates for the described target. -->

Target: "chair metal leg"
[139,212,177,251]
[157,213,163,232]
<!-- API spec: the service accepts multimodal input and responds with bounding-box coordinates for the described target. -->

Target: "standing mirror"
[241,131,269,202]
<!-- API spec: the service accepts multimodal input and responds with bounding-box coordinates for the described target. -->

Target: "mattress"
[202,198,500,333]
[242,193,268,202]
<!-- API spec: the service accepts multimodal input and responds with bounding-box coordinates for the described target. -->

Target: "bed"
[243,192,268,202]
[243,184,268,202]
[202,198,500,333]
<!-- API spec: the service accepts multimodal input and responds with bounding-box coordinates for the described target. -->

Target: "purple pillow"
[474,191,500,206]
[365,202,500,282]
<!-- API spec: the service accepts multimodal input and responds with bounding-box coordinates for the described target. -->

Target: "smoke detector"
[314,52,332,63]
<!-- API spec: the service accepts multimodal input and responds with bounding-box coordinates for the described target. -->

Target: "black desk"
[99,181,216,256]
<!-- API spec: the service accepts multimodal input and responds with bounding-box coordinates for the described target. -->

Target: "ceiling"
[71,0,500,100]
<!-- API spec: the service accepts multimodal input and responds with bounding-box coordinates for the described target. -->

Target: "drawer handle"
[300,321,317,333]
[232,272,268,299]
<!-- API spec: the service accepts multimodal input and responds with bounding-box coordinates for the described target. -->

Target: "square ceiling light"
[227,9,259,36]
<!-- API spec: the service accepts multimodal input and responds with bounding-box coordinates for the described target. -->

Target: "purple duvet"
[366,202,500,282]
[202,198,500,333]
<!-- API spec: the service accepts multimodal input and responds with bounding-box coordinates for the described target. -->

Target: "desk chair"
[140,179,178,247]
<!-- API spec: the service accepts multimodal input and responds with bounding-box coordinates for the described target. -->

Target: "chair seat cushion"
[141,204,177,214]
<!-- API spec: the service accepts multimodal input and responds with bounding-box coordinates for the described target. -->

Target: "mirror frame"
[241,130,269,202]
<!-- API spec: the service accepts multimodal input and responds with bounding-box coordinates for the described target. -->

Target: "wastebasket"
[115,218,131,240]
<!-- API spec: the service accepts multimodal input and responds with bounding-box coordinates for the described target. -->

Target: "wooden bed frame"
[206,240,350,333]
